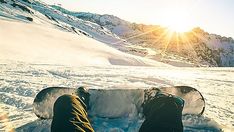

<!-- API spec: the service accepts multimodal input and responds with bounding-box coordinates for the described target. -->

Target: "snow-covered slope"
[0,0,120,45]
[0,0,172,67]
[0,19,168,67]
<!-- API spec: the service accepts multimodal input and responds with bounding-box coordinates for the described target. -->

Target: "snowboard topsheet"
[33,86,205,119]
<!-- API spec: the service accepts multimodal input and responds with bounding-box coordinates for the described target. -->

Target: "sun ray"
[179,33,201,65]
[0,109,15,132]
[160,29,174,60]
[111,26,163,45]
[191,29,208,42]
[151,28,170,46]
[176,32,180,52]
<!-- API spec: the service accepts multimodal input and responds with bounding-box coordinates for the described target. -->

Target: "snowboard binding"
[74,86,90,110]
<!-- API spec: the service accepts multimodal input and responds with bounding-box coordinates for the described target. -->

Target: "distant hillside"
[0,0,233,67]
[51,5,234,66]
[71,12,234,67]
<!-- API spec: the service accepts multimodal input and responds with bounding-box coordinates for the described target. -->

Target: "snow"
[0,19,169,67]
[1,64,233,131]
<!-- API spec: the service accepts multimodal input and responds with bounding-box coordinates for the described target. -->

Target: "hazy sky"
[41,0,234,38]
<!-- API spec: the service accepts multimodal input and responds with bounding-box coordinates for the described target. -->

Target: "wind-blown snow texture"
[0,0,233,131]
[1,64,233,131]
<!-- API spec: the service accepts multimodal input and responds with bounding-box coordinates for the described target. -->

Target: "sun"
[159,8,194,33]
[167,21,191,33]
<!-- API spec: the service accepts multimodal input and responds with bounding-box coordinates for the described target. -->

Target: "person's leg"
[51,95,94,132]
[139,95,183,132]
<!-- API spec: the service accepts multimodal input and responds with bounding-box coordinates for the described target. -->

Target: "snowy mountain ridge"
[1,0,233,67]
[71,12,234,67]
[1,0,173,67]
[52,4,234,67]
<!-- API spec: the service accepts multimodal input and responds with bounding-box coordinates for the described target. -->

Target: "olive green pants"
[51,94,183,132]
[51,95,94,132]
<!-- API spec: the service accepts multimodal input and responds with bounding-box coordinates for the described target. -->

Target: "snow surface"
[1,64,233,132]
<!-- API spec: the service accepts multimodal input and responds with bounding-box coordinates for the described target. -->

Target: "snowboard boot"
[75,86,90,110]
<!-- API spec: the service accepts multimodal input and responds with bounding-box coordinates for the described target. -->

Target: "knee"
[53,95,75,113]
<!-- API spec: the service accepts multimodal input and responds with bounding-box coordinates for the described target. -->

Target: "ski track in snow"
[0,63,233,132]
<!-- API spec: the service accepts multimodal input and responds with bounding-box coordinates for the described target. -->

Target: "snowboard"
[33,86,205,119]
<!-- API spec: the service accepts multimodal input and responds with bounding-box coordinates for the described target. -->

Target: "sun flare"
[160,8,194,33]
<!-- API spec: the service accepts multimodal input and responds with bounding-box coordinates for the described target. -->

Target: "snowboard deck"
[33,86,205,119]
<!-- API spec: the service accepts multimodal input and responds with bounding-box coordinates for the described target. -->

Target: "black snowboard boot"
[140,92,184,132]
[75,86,90,110]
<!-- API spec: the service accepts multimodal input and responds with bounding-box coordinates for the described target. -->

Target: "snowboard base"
[33,86,205,119]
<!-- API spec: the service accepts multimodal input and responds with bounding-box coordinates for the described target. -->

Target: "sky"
[41,0,234,38]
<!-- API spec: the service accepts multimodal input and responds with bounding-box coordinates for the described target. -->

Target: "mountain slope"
[0,19,169,67]
[2,0,233,67]
[0,0,233,67]
[0,0,170,67]
[69,11,234,67]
